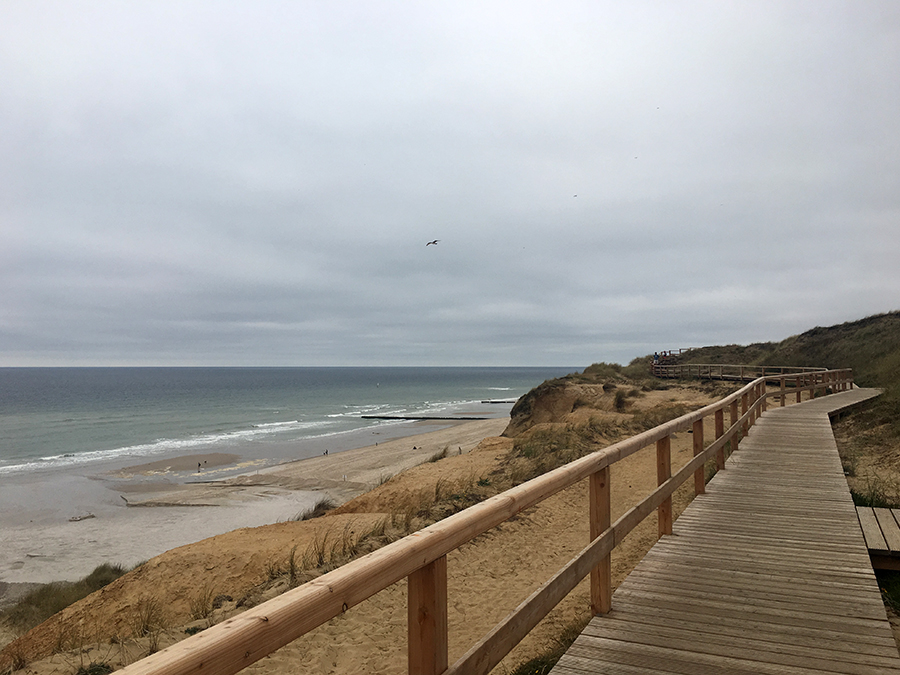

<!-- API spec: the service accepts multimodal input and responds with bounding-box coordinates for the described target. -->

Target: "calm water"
[0,367,575,476]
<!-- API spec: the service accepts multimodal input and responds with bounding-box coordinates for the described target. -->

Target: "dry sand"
[0,420,507,590]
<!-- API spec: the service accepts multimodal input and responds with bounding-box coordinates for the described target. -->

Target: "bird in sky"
[426,240,439,246]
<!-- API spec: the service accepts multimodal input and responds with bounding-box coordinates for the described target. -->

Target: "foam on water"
[0,367,575,476]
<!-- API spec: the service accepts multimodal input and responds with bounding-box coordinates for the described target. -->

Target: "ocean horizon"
[0,366,577,477]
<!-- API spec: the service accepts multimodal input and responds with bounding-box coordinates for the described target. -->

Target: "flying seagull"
[426,240,439,246]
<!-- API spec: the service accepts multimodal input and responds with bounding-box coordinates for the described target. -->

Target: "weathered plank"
[876,508,900,553]
[859,506,890,554]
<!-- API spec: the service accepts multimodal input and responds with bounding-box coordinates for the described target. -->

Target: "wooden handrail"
[117,368,854,675]
[651,362,828,380]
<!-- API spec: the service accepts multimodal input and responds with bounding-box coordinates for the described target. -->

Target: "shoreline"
[0,417,509,587]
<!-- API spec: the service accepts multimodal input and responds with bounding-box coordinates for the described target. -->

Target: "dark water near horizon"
[0,366,577,476]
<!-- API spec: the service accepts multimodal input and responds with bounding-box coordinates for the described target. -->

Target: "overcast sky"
[2,1,898,367]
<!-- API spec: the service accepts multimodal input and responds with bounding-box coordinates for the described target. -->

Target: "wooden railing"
[652,362,827,381]
[118,368,855,675]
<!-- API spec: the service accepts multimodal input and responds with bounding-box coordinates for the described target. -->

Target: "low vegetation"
[292,495,338,521]
[1,564,130,637]
[507,617,590,675]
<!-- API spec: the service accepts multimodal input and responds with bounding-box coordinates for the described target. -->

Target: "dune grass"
[292,495,338,521]
[1,563,130,635]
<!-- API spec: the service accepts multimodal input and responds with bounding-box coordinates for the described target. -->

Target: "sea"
[0,366,579,584]
[0,366,575,477]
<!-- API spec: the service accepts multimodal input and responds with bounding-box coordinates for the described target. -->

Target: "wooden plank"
[598,603,899,650]
[574,627,900,674]
[859,506,890,554]
[875,508,900,554]
[582,617,900,666]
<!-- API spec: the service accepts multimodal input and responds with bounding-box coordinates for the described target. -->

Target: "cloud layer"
[2,1,898,366]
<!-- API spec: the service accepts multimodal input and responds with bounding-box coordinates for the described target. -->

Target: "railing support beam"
[590,467,612,614]
[692,419,705,495]
[657,435,672,537]
[408,556,448,675]
[728,400,738,463]
[714,409,725,470]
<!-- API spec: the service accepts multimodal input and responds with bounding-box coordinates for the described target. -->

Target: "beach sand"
[0,418,508,590]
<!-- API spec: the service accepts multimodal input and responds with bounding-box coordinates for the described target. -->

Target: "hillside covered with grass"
[673,311,900,449]
[674,311,900,389]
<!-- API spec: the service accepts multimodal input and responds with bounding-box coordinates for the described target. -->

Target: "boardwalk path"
[552,389,900,674]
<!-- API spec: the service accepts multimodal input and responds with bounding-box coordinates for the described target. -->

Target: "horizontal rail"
[118,368,854,675]
[651,362,828,380]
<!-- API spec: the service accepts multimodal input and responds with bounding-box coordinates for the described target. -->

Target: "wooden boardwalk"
[858,506,900,571]
[552,388,900,674]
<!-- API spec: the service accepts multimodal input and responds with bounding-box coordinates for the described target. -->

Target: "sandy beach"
[0,418,508,590]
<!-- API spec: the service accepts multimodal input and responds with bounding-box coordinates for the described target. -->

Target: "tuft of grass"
[127,594,167,655]
[128,595,166,639]
[851,484,900,509]
[294,495,337,521]
[188,583,216,621]
[508,617,589,675]
[74,662,114,675]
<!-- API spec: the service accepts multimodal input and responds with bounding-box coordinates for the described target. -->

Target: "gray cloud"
[2,1,899,366]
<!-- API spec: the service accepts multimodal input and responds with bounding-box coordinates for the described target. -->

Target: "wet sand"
[0,418,508,586]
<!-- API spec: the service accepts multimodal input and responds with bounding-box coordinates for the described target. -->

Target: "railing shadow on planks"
[118,368,855,675]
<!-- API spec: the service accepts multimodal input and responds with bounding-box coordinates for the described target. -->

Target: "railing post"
[741,392,749,438]
[780,376,786,407]
[729,399,739,459]
[760,381,767,414]
[590,467,611,615]
[657,435,672,538]
[693,419,705,495]
[750,385,758,423]
[408,556,448,675]
[715,408,725,470]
